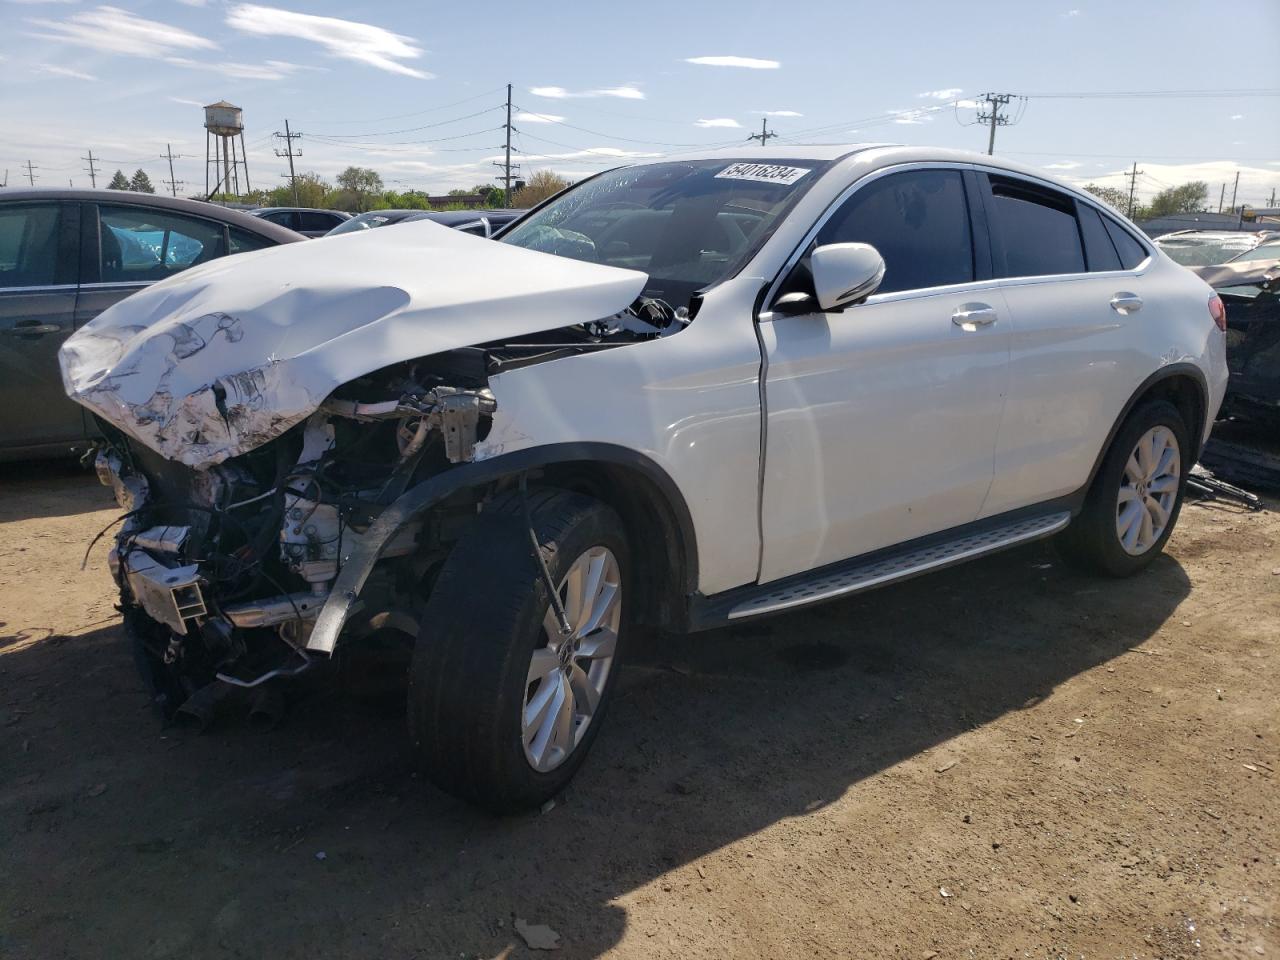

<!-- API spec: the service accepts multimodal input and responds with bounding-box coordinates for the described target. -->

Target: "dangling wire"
[519,472,573,637]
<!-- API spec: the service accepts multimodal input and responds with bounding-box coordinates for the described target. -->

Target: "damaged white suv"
[62,146,1228,811]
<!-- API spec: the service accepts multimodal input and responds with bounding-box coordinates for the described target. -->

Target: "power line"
[976,93,1024,155]
[1023,87,1280,99]
[498,82,517,207]
[310,86,507,126]
[24,160,38,186]
[274,120,303,204]
[306,105,504,139]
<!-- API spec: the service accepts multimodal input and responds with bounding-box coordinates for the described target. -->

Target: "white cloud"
[35,63,96,81]
[888,108,934,125]
[168,96,204,107]
[1061,8,1081,16]
[918,88,962,100]
[516,111,565,124]
[215,59,310,80]
[1080,160,1278,205]
[761,110,803,117]
[225,4,430,78]
[7,0,79,5]
[29,5,218,58]
[1230,114,1244,120]
[695,118,741,128]
[176,0,208,5]
[529,84,644,100]
[1043,161,1082,170]
[954,98,980,109]
[685,55,779,69]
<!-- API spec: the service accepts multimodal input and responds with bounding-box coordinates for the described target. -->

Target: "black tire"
[1058,399,1191,577]
[407,488,629,813]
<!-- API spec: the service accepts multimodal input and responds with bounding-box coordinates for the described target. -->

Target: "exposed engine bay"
[91,296,680,717]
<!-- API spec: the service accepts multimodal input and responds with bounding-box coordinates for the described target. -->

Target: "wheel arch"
[1085,363,1209,494]
[306,442,699,654]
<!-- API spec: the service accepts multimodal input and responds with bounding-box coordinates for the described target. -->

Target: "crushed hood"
[60,220,647,469]
[1190,258,1280,291]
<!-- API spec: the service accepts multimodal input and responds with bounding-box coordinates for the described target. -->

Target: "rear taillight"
[1209,294,1227,332]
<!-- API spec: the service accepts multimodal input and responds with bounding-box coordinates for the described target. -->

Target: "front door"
[0,201,84,450]
[758,167,1009,582]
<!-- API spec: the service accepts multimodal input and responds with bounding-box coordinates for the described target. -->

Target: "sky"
[1,0,1277,206]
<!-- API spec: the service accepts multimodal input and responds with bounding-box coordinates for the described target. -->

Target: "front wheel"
[407,489,628,812]
[1058,399,1190,577]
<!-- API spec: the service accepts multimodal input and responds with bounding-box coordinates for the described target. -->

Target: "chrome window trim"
[759,159,1153,320]
[79,281,151,290]
[0,283,79,294]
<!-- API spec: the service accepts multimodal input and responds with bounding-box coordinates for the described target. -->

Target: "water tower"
[204,100,251,199]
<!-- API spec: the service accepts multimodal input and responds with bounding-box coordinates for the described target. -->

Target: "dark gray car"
[250,207,352,238]
[0,189,302,461]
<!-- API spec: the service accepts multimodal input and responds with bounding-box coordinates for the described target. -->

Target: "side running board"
[728,511,1071,621]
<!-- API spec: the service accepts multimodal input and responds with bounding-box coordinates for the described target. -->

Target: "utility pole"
[161,144,184,197]
[82,149,99,188]
[1229,170,1240,212]
[1269,187,1276,208]
[24,160,38,187]
[1218,183,1226,214]
[1125,162,1144,219]
[977,93,1014,155]
[274,120,303,204]
[502,83,513,207]
[747,118,777,147]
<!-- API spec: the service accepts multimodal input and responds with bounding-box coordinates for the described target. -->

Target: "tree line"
[1082,180,1214,221]
[214,167,570,212]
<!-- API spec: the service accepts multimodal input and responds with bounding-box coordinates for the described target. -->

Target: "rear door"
[758,166,1010,581]
[0,200,84,449]
[979,173,1155,516]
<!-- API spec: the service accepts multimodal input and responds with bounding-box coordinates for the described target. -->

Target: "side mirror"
[810,242,885,311]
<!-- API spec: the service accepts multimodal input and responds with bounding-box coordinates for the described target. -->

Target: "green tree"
[1145,181,1209,219]
[107,169,130,190]
[129,169,156,194]
[470,183,505,207]
[511,170,569,209]
[1083,183,1130,213]
[334,166,384,212]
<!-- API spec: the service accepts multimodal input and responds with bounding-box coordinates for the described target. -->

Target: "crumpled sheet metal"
[60,220,647,469]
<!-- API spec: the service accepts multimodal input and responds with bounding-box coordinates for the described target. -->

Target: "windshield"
[500,159,833,307]
[327,211,409,236]
[1227,240,1280,264]
[1157,235,1259,266]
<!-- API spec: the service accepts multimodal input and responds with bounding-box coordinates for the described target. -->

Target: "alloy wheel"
[522,545,621,773]
[1116,425,1180,556]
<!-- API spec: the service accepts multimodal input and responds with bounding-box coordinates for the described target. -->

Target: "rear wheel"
[1058,399,1190,577]
[407,489,628,812]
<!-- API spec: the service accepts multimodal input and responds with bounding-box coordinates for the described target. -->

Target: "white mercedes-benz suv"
[61,145,1228,811]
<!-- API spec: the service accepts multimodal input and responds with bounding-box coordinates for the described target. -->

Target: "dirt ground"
[1,460,1276,960]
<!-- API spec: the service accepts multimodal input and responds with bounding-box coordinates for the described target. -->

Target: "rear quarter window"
[1103,217,1150,269]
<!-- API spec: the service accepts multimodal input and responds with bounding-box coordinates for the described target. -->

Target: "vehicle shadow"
[0,539,1190,960]
[0,459,114,521]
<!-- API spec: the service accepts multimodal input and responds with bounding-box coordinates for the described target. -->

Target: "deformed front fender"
[305,442,698,654]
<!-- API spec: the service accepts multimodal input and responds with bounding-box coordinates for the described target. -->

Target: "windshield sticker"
[715,163,811,185]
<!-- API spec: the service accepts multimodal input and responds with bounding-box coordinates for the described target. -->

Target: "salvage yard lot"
[1,462,1276,960]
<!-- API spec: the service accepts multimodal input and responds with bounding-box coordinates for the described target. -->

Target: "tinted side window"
[817,169,973,294]
[99,206,227,282]
[1102,216,1148,269]
[229,227,274,254]
[298,211,338,232]
[1077,203,1122,272]
[989,177,1084,278]
[264,211,298,229]
[0,204,63,288]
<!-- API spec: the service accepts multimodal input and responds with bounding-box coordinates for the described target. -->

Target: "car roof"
[253,206,351,219]
[627,144,1118,199]
[0,187,305,243]
[406,209,521,225]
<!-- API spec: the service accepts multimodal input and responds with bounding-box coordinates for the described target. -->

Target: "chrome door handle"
[5,322,64,336]
[951,303,997,330]
[1110,292,1143,314]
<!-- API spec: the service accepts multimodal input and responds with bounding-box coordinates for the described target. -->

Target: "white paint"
[59,221,647,469]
